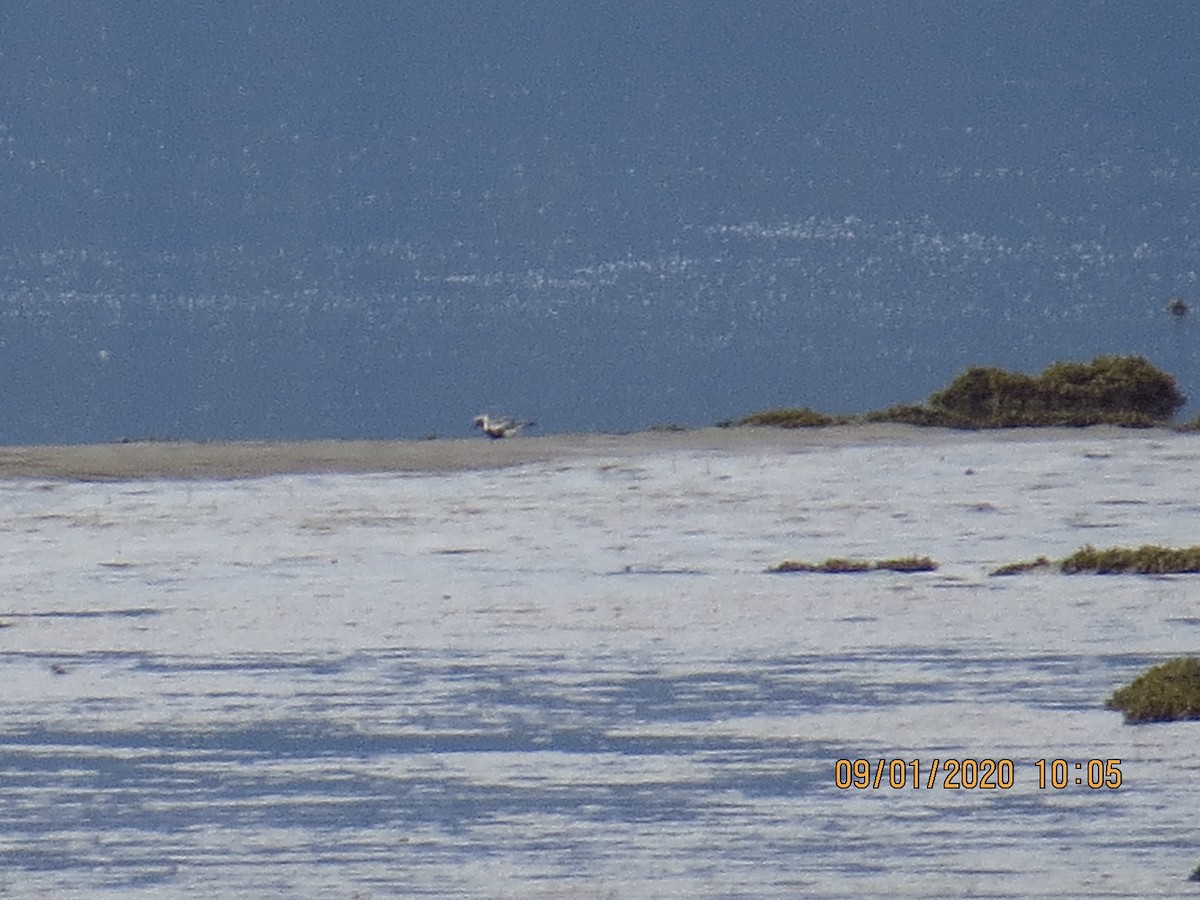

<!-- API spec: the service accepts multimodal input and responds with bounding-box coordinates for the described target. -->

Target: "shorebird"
[472,414,535,439]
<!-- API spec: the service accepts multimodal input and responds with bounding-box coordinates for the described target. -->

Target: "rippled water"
[2,430,1199,897]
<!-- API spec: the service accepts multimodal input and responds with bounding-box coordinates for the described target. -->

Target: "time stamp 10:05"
[834,758,1123,791]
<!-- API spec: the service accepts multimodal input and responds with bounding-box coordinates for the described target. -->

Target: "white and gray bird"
[472,414,536,439]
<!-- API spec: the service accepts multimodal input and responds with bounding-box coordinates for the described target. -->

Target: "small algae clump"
[737,407,849,428]
[770,557,872,573]
[769,556,937,574]
[875,556,939,573]
[1060,544,1200,574]
[863,403,947,427]
[988,556,1053,576]
[1105,657,1200,724]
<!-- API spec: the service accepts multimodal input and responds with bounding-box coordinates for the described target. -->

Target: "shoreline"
[0,423,1186,481]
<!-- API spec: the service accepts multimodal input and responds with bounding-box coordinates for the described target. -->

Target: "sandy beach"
[0,423,1169,481]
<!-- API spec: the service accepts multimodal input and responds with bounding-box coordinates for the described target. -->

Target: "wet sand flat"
[0,423,1174,481]
[3,425,1200,895]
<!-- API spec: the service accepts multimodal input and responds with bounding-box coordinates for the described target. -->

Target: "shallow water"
[2,431,1199,896]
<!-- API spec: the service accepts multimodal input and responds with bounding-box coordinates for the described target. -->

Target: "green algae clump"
[737,407,849,428]
[768,556,937,574]
[990,545,1200,576]
[1106,657,1200,724]
[1060,544,1200,574]
[988,556,1053,576]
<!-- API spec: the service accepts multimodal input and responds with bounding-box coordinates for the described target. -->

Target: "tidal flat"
[0,426,1198,897]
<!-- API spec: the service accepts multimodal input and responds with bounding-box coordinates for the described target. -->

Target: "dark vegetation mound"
[1106,657,1200,724]
[874,355,1186,427]
[739,355,1186,429]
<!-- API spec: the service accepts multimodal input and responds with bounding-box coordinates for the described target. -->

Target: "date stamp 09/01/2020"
[834,758,1124,791]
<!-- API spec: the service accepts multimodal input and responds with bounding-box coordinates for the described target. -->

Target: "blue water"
[3,3,1200,443]
[3,223,1199,444]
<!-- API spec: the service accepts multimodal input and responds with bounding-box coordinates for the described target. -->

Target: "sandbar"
[0,424,1178,481]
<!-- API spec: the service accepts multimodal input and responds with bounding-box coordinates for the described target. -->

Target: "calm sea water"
[1,429,1199,897]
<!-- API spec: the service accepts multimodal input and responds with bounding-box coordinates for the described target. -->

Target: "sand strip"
[0,424,1172,481]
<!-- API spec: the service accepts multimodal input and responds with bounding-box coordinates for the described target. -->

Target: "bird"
[1168,297,1189,318]
[472,414,535,439]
